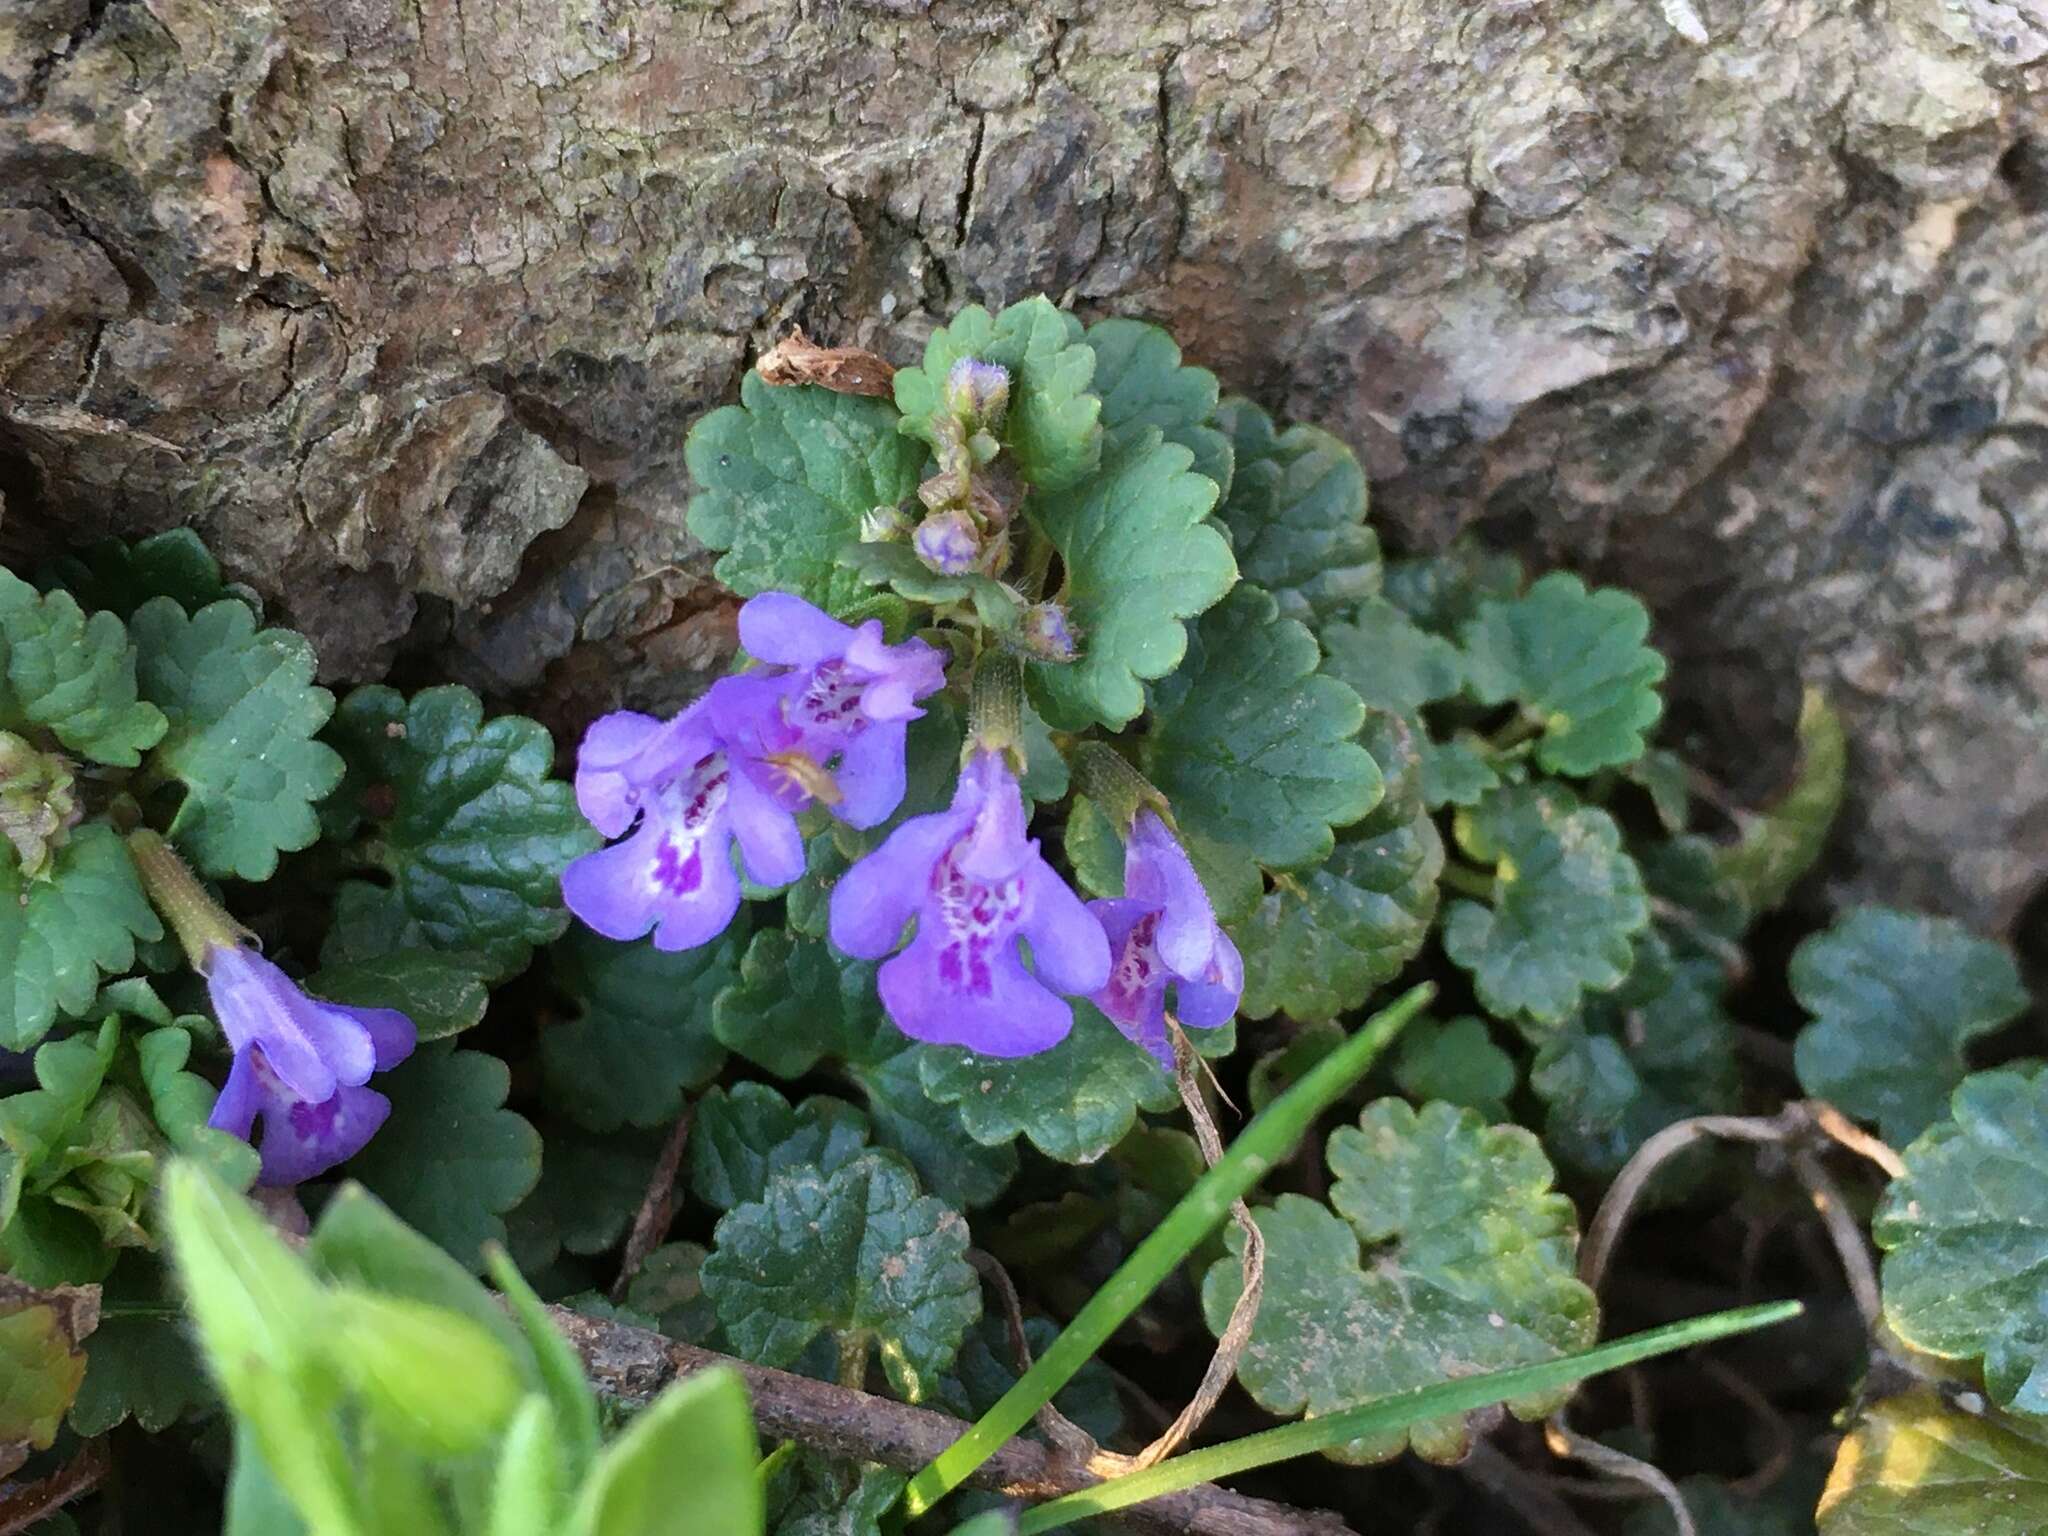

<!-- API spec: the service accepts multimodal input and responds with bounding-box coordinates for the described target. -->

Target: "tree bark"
[1,0,2043,930]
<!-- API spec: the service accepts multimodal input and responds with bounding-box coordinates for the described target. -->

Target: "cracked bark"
[0,0,2042,930]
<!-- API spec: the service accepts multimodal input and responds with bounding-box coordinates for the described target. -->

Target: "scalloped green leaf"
[506,1124,661,1273]
[710,930,1014,1209]
[702,1151,979,1402]
[0,570,164,768]
[767,1450,908,1536]
[686,373,926,611]
[894,297,1102,492]
[1084,316,1231,491]
[1793,907,2028,1146]
[1383,542,1525,635]
[1531,931,1740,1184]
[918,1003,1177,1165]
[1393,1017,1517,1123]
[324,685,598,977]
[1211,398,1379,622]
[1460,572,1667,776]
[1719,686,1848,913]
[1819,1389,2048,1536]
[41,528,247,620]
[689,1083,873,1212]
[1026,430,1233,731]
[1318,597,1464,717]
[0,824,162,1051]
[1419,730,1501,811]
[1203,1099,1597,1463]
[130,597,341,878]
[1143,584,1382,873]
[542,925,741,1134]
[1233,712,1440,1022]
[0,1277,91,1468]
[1874,1067,2048,1412]
[67,1254,212,1436]
[1443,783,1649,1025]
[346,1046,541,1268]
[306,948,493,1044]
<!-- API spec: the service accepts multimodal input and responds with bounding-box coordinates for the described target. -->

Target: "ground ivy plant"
[1,296,2038,1536]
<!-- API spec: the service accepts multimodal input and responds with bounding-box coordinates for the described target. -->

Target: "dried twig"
[1545,1421,1695,1536]
[610,1104,695,1302]
[0,1439,110,1536]
[547,1306,1352,1536]
[968,1249,1100,1467]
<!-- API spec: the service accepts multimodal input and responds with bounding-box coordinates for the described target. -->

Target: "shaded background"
[2,0,2043,939]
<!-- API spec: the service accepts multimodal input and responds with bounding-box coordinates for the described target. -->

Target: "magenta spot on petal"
[287,1096,340,1137]
[653,838,704,895]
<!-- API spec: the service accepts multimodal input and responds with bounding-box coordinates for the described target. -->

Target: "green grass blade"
[1015,1299,1804,1533]
[899,982,1436,1518]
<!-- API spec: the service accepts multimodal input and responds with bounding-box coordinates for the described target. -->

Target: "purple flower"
[1089,812,1243,1067]
[203,945,416,1187]
[1020,601,1078,663]
[562,674,810,951]
[831,750,1110,1057]
[913,509,983,575]
[944,357,1010,427]
[738,592,948,829]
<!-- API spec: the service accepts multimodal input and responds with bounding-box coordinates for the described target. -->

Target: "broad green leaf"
[0,824,161,1050]
[1026,430,1233,730]
[767,1449,907,1536]
[489,1396,568,1536]
[1819,1389,2048,1536]
[1318,597,1463,716]
[919,1004,1177,1165]
[0,1277,93,1468]
[1210,398,1379,621]
[1392,1017,1516,1123]
[623,1243,719,1345]
[1628,747,1693,834]
[1719,686,1846,913]
[347,1047,542,1268]
[894,297,1102,491]
[308,949,493,1043]
[702,1152,979,1402]
[1442,783,1649,1025]
[1083,317,1230,490]
[1460,572,1667,776]
[135,1026,263,1188]
[324,685,599,976]
[1793,907,2028,1146]
[543,925,740,1133]
[0,571,164,768]
[507,1126,662,1273]
[1233,712,1439,1022]
[712,927,888,1079]
[130,597,341,878]
[689,1083,872,1212]
[40,527,244,619]
[1874,1067,2048,1411]
[1382,542,1524,635]
[1418,730,1499,810]
[687,373,926,612]
[1143,584,1381,872]
[571,1367,762,1536]
[328,1288,523,1455]
[1531,931,1739,1184]
[68,1254,212,1434]
[1203,1099,1596,1463]
[709,936,1014,1208]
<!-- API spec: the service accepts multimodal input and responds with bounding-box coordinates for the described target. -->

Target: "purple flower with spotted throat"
[203,944,415,1187]
[562,672,810,952]
[1089,811,1243,1067]
[738,591,947,830]
[831,749,1110,1056]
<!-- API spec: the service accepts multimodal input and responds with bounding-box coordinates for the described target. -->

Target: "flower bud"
[1019,600,1078,663]
[860,504,909,543]
[913,509,983,576]
[944,356,1010,430]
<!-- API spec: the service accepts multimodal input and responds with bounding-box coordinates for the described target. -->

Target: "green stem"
[1014,1300,1803,1533]
[756,1441,799,1485]
[1438,861,1497,901]
[896,983,1435,1520]
[1489,713,1544,753]
[125,828,248,966]
[837,1331,871,1391]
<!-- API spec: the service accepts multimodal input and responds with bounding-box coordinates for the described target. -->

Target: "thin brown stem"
[611,1103,695,1302]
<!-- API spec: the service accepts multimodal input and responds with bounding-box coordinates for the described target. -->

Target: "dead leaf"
[755,328,896,397]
